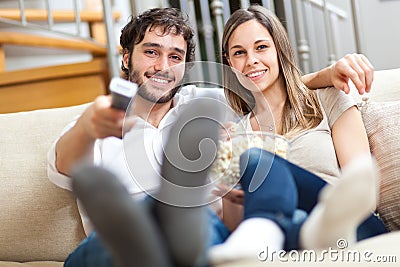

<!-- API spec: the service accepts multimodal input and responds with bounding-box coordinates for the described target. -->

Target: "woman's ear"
[224,53,231,65]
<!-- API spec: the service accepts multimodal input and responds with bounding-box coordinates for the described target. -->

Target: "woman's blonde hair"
[221,5,322,137]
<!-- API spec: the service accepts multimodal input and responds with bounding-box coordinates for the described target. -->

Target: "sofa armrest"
[0,104,89,261]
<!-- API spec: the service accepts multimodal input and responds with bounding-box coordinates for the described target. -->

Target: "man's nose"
[154,56,170,71]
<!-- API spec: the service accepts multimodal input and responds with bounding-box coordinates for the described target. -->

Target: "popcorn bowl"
[209,131,290,188]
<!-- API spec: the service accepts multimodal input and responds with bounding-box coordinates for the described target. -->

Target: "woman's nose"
[246,52,260,66]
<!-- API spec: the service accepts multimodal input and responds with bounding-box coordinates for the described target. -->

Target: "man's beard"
[129,69,181,104]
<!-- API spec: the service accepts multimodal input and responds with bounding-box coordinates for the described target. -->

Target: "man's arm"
[55,95,125,176]
[302,54,374,94]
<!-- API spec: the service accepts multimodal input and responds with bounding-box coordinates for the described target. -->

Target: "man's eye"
[170,55,182,61]
[145,50,157,56]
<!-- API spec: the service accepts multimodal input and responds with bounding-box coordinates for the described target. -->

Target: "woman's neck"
[251,80,287,133]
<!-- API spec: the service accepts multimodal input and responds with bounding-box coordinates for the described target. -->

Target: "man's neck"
[131,96,174,128]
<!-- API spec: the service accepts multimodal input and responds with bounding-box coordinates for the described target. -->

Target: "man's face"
[123,26,187,103]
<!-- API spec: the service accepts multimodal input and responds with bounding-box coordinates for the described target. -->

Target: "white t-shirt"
[47,85,229,234]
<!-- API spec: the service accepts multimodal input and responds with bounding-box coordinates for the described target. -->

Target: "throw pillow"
[361,100,400,231]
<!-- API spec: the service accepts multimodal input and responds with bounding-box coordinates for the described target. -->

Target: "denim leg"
[207,208,230,247]
[285,209,308,251]
[279,158,327,213]
[278,155,389,242]
[357,214,388,240]
[64,231,116,267]
[239,148,299,250]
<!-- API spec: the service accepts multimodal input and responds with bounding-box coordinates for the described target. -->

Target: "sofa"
[0,68,399,266]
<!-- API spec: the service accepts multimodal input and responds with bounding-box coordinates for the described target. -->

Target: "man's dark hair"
[120,8,195,79]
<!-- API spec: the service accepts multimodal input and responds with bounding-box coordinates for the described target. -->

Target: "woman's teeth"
[247,70,266,78]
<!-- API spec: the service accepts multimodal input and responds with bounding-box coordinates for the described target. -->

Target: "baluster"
[322,0,337,65]
[291,0,311,73]
[44,0,54,29]
[187,0,204,81]
[160,0,170,8]
[210,0,224,52]
[101,0,120,78]
[199,0,217,82]
[18,0,27,26]
[240,0,249,9]
[302,0,317,71]
[179,0,189,13]
[261,0,275,12]
[350,0,364,53]
[221,0,231,23]
[73,0,82,36]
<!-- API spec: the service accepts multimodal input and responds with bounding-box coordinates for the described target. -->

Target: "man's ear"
[123,53,130,69]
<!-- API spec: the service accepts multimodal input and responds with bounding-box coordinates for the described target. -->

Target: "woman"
[209,4,387,263]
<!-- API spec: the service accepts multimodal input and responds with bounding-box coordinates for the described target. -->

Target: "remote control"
[109,77,138,111]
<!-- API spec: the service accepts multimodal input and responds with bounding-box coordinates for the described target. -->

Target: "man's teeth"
[151,77,169,84]
[247,70,266,78]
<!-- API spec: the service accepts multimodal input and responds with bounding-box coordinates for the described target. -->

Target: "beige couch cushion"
[350,68,400,103]
[0,262,62,267]
[0,104,88,261]
[361,100,400,231]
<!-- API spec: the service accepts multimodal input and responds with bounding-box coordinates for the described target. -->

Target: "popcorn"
[209,131,289,187]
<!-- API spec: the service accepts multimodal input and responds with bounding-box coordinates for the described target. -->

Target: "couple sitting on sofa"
[47,6,387,267]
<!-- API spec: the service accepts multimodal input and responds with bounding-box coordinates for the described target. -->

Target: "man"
[47,7,375,266]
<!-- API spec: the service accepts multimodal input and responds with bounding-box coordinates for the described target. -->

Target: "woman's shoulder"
[316,87,356,128]
[316,87,354,109]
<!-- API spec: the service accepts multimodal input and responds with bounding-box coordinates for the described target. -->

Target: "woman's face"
[227,19,280,93]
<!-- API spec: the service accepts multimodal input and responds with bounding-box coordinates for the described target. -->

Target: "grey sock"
[154,97,222,267]
[72,166,173,267]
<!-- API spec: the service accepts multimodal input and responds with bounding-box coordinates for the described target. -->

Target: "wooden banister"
[0,58,109,113]
[0,9,119,113]
[0,32,107,56]
[0,58,108,87]
[0,45,5,72]
[0,9,121,23]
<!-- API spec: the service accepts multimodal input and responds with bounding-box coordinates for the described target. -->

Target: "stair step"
[0,8,120,23]
[0,58,109,113]
[0,31,107,55]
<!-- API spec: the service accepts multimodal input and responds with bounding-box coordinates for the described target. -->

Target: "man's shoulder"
[178,84,225,99]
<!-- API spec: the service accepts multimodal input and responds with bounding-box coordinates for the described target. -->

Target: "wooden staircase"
[0,8,121,113]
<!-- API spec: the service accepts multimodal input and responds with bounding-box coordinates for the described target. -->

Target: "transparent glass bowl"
[209,131,290,188]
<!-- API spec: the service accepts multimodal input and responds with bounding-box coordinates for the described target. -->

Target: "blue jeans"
[65,148,387,266]
[64,209,231,267]
[64,231,115,267]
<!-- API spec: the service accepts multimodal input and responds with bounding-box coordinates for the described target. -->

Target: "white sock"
[300,154,379,249]
[208,218,284,264]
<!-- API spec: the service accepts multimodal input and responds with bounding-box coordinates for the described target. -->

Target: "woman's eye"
[257,44,268,50]
[233,50,244,56]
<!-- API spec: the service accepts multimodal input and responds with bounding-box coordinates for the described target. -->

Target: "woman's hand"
[330,53,374,95]
[212,184,245,205]
[303,53,374,95]
[213,184,245,231]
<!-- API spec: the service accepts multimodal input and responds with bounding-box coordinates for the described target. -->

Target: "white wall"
[283,0,399,72]
[356,0,400,70]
